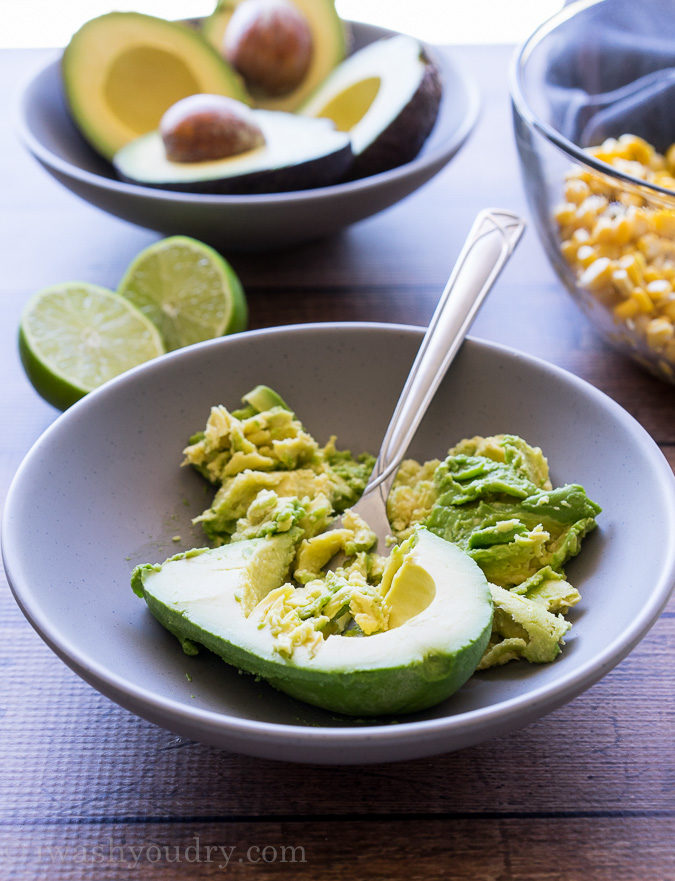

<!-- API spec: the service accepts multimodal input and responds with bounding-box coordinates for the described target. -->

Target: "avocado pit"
[224,0,314,98]
[160,94,265,162]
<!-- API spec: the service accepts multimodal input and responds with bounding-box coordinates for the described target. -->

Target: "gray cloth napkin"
[544,0,675,149]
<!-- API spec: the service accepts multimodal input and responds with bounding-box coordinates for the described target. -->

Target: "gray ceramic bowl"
[17,23,479,250]
[4,324,675,764]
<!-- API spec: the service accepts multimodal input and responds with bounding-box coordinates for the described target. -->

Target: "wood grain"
[1,816,674,880]
[0,45,673,881]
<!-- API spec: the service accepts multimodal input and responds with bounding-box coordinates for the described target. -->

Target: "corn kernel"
[618,253,644,285]
[652,210,675,238]
[652,171,675,190]
[576,244,597,267]
[572,228,590,244]
[590,139,618,162]
[620,134,653,165]
[646,279,672,300]
[580,257,613,290]
[560,240,578,262]
[577,195,607,227]
[564,179,590,205]
[633,313,651,334]
[666,144,675,175]
[554,203,577,227]
[622,191,642,207]
[593,243,622,261]
[646,317,674,349]
[611,268,634,299]
[614,158,648,180]
[632,288,654,313]
[614,298,640,321]
[662,300,675,321]
[593,217,617,244]
[638,235,662,261]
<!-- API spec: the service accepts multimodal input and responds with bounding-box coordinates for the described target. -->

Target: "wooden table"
[1,45,673,881]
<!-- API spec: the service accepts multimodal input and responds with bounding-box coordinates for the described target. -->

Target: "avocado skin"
[140,586,492,716]
[116,141,354,194]
[349,56,442,180]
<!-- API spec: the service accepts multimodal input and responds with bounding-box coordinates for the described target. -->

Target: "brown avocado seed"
[224,0,313,98]
[160,94,265,163]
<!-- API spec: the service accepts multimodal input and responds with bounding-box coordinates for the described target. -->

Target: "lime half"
[117,236,248,351]
[19,282,166,410]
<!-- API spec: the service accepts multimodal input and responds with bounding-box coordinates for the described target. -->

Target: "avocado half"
[62,12,248,161]
[113,110,353,194]
[203,0,346,111]
[132,528,493,717]
[301,35,442,179]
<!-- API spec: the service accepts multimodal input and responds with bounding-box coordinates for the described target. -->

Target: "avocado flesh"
[113,111,353,194]
[301,35,442,178]
[241,384,291,414]
[135,393,598,713]
[388,434,602,668]
[182,399,374,541]
[202,0,346,111]
[62,12,248,160]
[133,527,493,716]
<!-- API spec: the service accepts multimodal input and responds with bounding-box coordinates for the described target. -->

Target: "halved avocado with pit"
[301,35,442,179]
[113,110,353,194]
[62,12,248,160]
[202,0,346,112]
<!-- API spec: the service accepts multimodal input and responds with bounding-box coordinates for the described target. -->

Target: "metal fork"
[339,208,525,548]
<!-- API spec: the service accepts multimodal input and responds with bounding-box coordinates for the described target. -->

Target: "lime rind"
[19,282,165,410]
[118,236,248,350]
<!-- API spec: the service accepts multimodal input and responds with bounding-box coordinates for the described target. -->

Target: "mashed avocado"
[388,434,601,666]
[169,393,600,676]
[183,396,375,543]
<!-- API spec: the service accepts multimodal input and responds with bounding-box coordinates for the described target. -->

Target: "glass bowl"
[511,0,675,383]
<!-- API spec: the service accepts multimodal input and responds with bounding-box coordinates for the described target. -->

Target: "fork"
[338,208,525,548]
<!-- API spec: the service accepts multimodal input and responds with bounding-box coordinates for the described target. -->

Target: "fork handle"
[368,208,525,494]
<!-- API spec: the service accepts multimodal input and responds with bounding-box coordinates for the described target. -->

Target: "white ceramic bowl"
[3,324,674,763]
[17,23,479,250]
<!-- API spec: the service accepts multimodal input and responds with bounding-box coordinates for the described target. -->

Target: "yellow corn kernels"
[556,134,675,362]
[646,318,674,349]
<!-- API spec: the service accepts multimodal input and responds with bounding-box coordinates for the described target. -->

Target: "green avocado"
[301,35,442,178]
[240,384,290,414]
[426,448,601,587]
[132,527,493,716]
[62,12,248,160]
[113,109,353,194]
[182,397,374,542]
[202,0,346,112]
[388,434,601,669]
[135,393,599,709]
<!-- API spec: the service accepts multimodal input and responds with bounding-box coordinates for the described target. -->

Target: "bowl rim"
[4,323,675,757]
[510,0,675,200]
[16,21,480,206]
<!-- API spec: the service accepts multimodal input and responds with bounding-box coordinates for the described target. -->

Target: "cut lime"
[117,236,248,351]
[19,282,166,410]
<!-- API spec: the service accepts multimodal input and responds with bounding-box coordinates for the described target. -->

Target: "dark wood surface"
[1,45,673,881]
